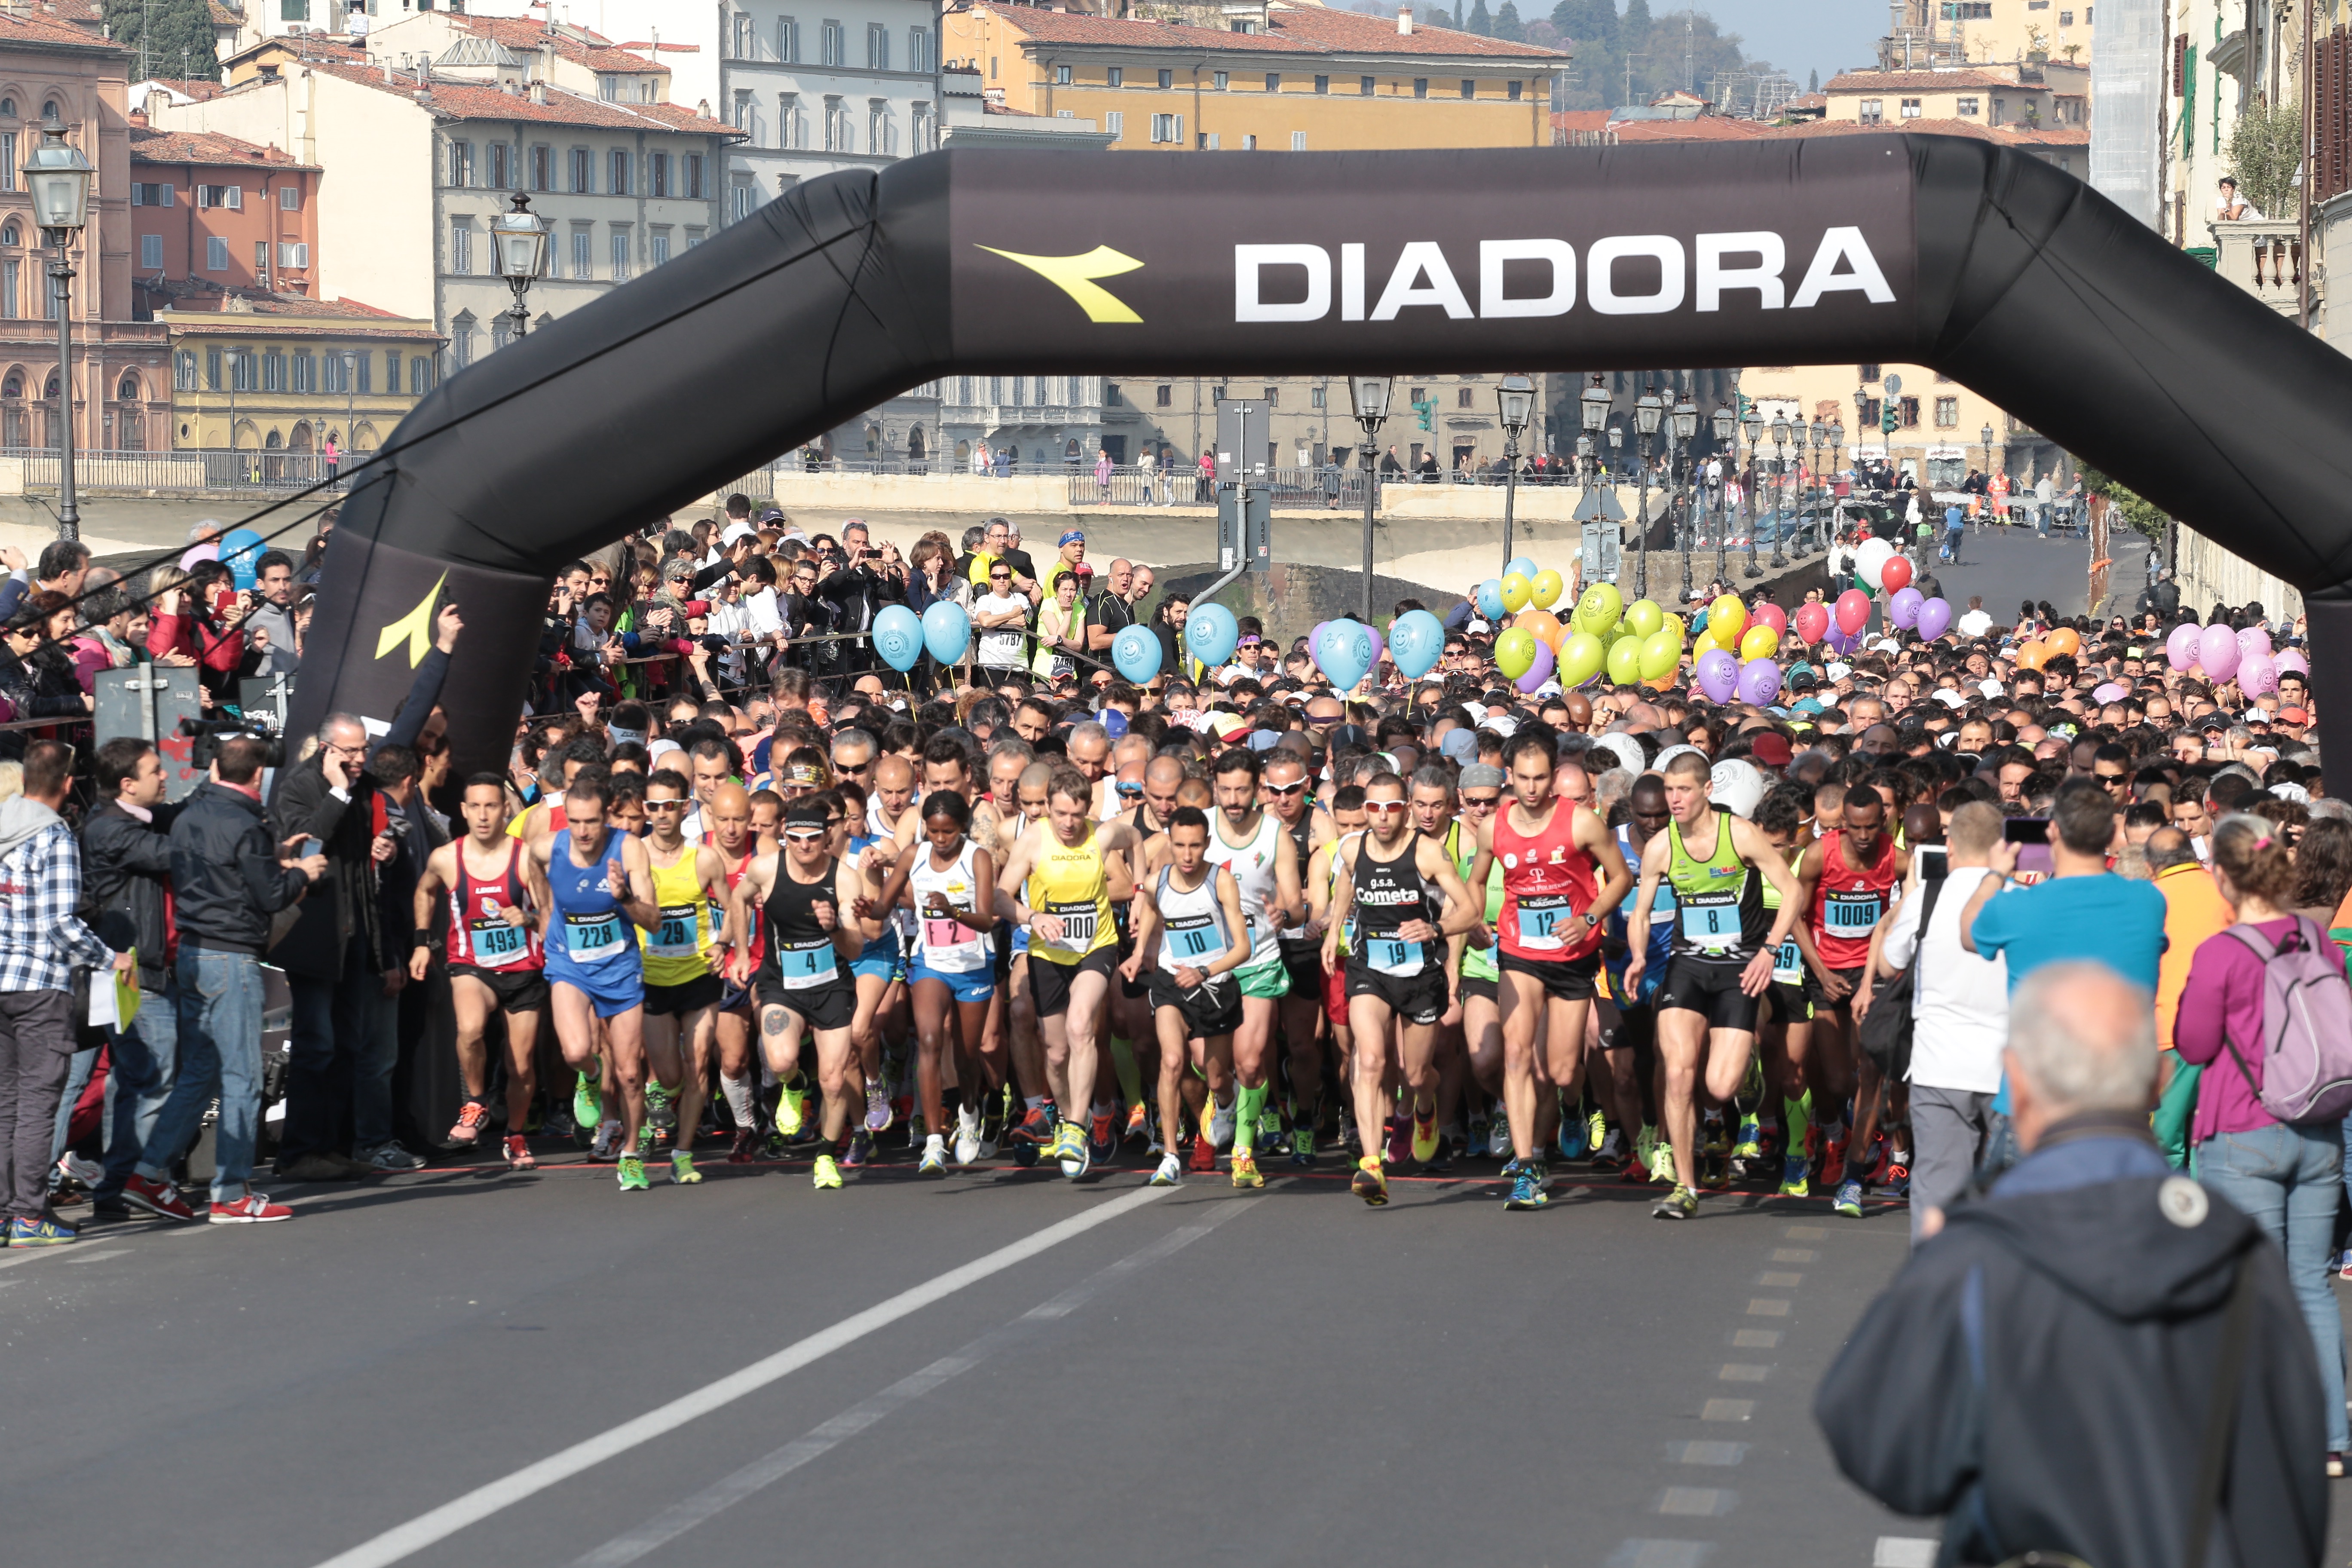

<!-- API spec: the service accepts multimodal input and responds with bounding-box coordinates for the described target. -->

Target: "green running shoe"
[1731,1115,1763,1161]
[1585,1108,1606,1158]
[573,1072,601,1131]
[616,1154,649,1191]
[775,1076,807,1138]
[1649,1138,1678,1185]
[668,1151,702,1185]
[1652,1183,1698,1221]
[812,1152,842,1190]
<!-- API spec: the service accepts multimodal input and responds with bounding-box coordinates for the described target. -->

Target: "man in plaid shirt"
[0,740,130,1247]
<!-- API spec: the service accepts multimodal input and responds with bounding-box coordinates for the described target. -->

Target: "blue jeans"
[137,950,262,1204]
[47,1044,97,1165]
[95,983,178,1196]
[2199,1121,2350,1451]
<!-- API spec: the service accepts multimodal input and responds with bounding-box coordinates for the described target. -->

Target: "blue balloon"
[1387,609,1446,680]
[1475,579,1506,622]
[1505,555,1539,583]
[1314,619,1374,692]
[1112,624,1162,684]
[873,604,923,673]
[920,600,971,666]
[1185,602,1239,667]
[219,527,267,590]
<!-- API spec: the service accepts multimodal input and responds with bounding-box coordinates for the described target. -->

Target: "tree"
[2227,96,2300,219]
[103,0,220,83]
[1809,67,1819,92]
[1492,0,1525,40]
[1467,0,1492,35]
[1622,0,1653,43]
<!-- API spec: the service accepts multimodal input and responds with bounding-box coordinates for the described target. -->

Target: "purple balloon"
[2277,649,2311,677]
[181,544,220,570]
[2167,622,2201,672]
[2198,623,2241,681]
[1362,622,1385,667]
[1736,658,1782,705]
[1695,648,1740,703]
[1513,638,1556,694]
[1915,596,1953,641]
[1888,587,1923,630]
[2238,625,2272,659]
[2238,651,2278,696]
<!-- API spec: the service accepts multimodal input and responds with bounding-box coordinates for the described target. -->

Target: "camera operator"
[78,738,184,1220]
[268,603,459,1183]
[813,521,905,680]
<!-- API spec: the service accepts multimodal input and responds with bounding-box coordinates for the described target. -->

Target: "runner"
[411,772,550,1170]
[1623,751,1804,1222]
[1120,804,1250,1186]
[1449,764,1509,1158]
[699,782,770,1162]
[1304,783,1369,1157]
[1264,750,1336,1164]
[1599,774,1676,1182]
[637,767,733,1186]
[1749,785,1820,1197]
[1203,747,1303,1179]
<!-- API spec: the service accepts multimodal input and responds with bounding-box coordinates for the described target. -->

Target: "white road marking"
[307,1185,1172,1568]
[1605,1540,1711,1568]
[1873,1537,1938,1568]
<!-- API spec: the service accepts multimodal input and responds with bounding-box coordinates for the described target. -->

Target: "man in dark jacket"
[268,604,456,1180]
[813,520,903,678]
[80,738,184,1216]
[1816,961,2326,1568]
[350,742,448,1169]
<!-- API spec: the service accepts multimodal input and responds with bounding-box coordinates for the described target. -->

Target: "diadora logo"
[977,245,1145,323]
[1232,231,1894,323]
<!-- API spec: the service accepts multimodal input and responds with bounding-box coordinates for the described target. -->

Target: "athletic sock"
[720,1074,757,1129]
[1234,1083,1267,1155]
[1108,1036,1145,1112]
[1783,1090,1812,1155]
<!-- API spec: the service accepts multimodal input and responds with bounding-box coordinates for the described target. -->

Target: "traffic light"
[1880,400,1899,433]
[1413,395,1436,432]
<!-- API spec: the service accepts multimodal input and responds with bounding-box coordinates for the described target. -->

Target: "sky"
[1686,0,1890,88]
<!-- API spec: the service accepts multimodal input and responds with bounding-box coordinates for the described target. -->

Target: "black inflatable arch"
[294,135,2352,779]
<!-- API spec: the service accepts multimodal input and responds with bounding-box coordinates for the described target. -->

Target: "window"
[451,221,475,274]
[292,352,314,393]
[529,146,551,192]
[610,229,632,281]
[1240,133,1256,149]
[451,313,475,371]
[1107,66,1123,87]
[1265,73,1280,91]
[1105,110,1124,140]
[871,101,896,153]
[1899,395,1920,429]
[570,147,593,192]
[1934,395,1960,428]
[777,15,799,61]
[4,259,20,320]
[131,181,174,206]
[489,141,510,188]
[1213,71,1229,90]
[384,352,400,393]
[779,94,803,148]
[279,242,309,269]
[1310,383,1326,408]
[447,139,472,187]
[822,19,845,66]
[262,349,285,392]
[649,152,669,197]
[1291,130,1306,150]
[230,351,254,392]
[1200,132,1220,149]
[1155,384,1173,407]
[1900,97,1922,117]
[205,236,229,272]
[1859,363,1882,381]
[175,351,198,392]
[1105,383,1123,405]
[732,11,756,57]
[1149,113,1183,143]
[254,240,270,280]
[910,26,932,73]
[1413,78,1429,98]
[2058,9,2073,23]
[1054,63,1072,85]
[1,224,15,246]
[731,179,756,222]
[1956,95,1980,115]
[1859,98,1883,124]
[609,150,631,195]
[600,75,621,102]
[1990,96,2006,124]
[139,233,162,270]
[683,153,704,199]
[411,356,433,395]
[1361,75,1375,94]
[355,354,371,394]
[1461,78,1475,97]
[871,24,891,69]
[196,184,243,209]
[0,134,14,191]
[1508,80,1523,100]
[571,228,592,276]
[650,230,671,267]
[1314,75,1329,94]
[1263,385,1279,405]
[205,348,220,389]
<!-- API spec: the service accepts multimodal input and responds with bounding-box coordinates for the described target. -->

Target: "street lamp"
[224,347,245,478]
[1349,374,1391,623]
[1632,387,1663,600]
[1768,412,1791,570]
[1807,416,1827,554]
[340,350,358,481]
[1671,394,1699,602]
[1738,403,1763,578]
[1710,404,1735,587]
[24,116,90,541]
[494,191,551,341]
[1497,373,1534,574]
[1980,421,1995,530]
[1825,417,1844,548]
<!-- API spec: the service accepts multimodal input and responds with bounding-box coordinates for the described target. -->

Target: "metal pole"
[1678,434,1694,602]
[1714,443,1729,585]
[1743,434,1761,578]
[1501,428,1520,577]
[1634,432,1652,601]
[52,237,75,541]
[1359,433,1378,623]
[1769,438,1787,569]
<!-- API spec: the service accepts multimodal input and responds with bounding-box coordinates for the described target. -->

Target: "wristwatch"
[1581,912,1602,928]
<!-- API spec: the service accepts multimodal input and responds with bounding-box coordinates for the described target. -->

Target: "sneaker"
[668,1151,703,1186]
[1820,1132,1849,1191]
[1505,1163,1548,1210]
[2331,1452,2346,1480]
[1230,1152,1265,1189]
[1648,1139,1678,1186]
[1289,1123,1316,1167]
[1053,1119,1091,1180]
[1833,1179,1864,1218]
[1150,1152,1183,1187]
[1384,1114,1412,1167]
[1011,1102,1055,1146]
[1209,1098,1235,1152]
[589,1121,622,1161]
[1410,1106,1439,1165]
[919,1134,948,1176]
[447,1099,492,1147]
[616,1154,650,1191]
[1124,1103,1149,1142]
[1652,1184,1698,1221]
[1701,1116,1729,1158]
[644,1080,675,1130]
[1089,1107,1118,1164]
[775,1078,808,1139]
[7,1212,75,1245]
[1778,1149,1811,1199]
[360,1142,426,1171]
[812,1152,843,1191]
[1632,1123,1657,1173]
[208,1193,291,1225]
[727,1128,760,1164]
[955,1104,983,1166]
[53,1151,101,1189]
[1699,1152,1731,1192]
[275,1153,362,1183]
[1880,1162,1911,1200]
[1351,1157,1389,1207]
[1468,1114,1489,1159]
[1585,1109,1607,1160]
[123,1173,197,1222]
[1556,1110,1588,1163]
[1730,1115,1763,1161]
[572,1072,601,1131]
[864,1078,893,1134]
[1257,1106,1284,1152]
[842,1130,874,1169]
[502,1135,536,1170]
[1592,1127,1626,1169]
[2340,1253,2352,1283]
[1187,1133,1217,1174]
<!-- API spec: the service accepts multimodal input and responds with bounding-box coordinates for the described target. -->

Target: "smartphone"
[2003,817,2054,881]
[2002,816,2050,843]
[1914,843,1948,882]
[299,837,323,858]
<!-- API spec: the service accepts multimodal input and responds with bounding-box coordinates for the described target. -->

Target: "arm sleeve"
[240,821,309,914]
[43,835,113,969]
[2171,935,2238,1068]
[689,561,734,596]
[1881,882,1925,971]
[272,762,351,846]
[383,646,451,752]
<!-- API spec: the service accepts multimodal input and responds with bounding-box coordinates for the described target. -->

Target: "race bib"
[648,903,703,958]
[1364,935,1423,978]
[1164,916,1225,964]
[563,910,626,964]
[1515,894,1570,952]
[1824,892,1882,935]
[1772,937,1805,986]
[469,917,530,970]
[774,939,839,989]
[1047,900,1098,952]
[1678,899,1742,952]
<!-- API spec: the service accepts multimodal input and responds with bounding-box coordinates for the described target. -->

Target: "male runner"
[1305,783,1369,1154]
[1749,786,1819,1196]
[1623,752,1804,1221]
[638,768,733,1185]
[700,783,769,1161]
[412,772,550,1170]
[1121,805,1250,1186]
[1600,774,1677,1180]
[1110,756,1185,1146]
[1449,765,1508,1158]
[1263,750,1335,1162]
[1203,748,1303,1176]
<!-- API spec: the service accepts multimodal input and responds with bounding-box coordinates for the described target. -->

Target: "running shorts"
[755,964,856,1033]
[1804,963,1871,1011]
[1656,957,1761,1033]
[1027,947,1118,1019]
[910,959,996,1005]
[1145,971,1243,1039]
[1234,948,1291,1002]
[644,973,723,1017]
[1344,959,1447,1027]
[546,960,643,1020]
[1458,974,1499,1007]
[449,962,549,1014]
[1498,949,1601,1003]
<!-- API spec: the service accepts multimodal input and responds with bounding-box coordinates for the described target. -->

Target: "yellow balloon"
[1709,594,1747,647]
[1605,634,1644,686]
[1501,573,1533,614]
[1574,581,1621,633]
[1531,569,1565,610]
[1658,613,1686,651]
[1559,631,1606,688]
[1494,627,1537,680]
[1739,624,1781,661]
[1625,598,1664,639]
[1638,629,1682,684]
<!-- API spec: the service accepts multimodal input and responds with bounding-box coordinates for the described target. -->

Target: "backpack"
[2218,916,2352,1124]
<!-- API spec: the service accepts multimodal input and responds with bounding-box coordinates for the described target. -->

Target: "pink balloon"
[1834,588,1872,637]
[2092,682,2128,704]
[2197,623,2241,681]
[1514,638,1556,694]
[1695,648,1740,703]
[1793,602,1829,644]
[2238,652,2278,696]
[1736,658,1782,705]
[180,544,220,569]
[2276,649,2311,677]
[1915,597,1953,640]
[2237,625,2271,660]
[2166,622,2201,672]
[1751,601,1788,638]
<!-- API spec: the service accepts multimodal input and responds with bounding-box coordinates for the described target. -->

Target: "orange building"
[129,122,322,308]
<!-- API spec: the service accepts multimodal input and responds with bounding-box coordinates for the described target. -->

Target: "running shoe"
[53,1151,101,1189]
[1209,1098,1235,1152]
[1649,1138,1678,1186]
[572,1072,601,1131]
[1820,1132,1849,1191]
[1585,1108,1607,1160]
[1258,1106,1284,1152]
[1230,1152,1265,1189]
[2340,1252,2352,1283]
[1489,1117,1517,1161]
[1700,1151,1731,1192]
[919,1134,948,1176]
[864,1078,893,1134]
[1290,1123,1316,1167]
[1410,1106,1439,1165]
[1384,1115,1412,1167]
[645,1081,675,1130]
[1880,1163,1911,1200]
[1053,1119,1091,1180]
[616,1154,649,1191]
[1468,1114,1489,1158]
[589,1120,622,1161]
[1187,1131,1217,1174]
[1089,1107,1118,1165]
[775,1077,808,1139]
[1652,1184,1698,1221]
[1351,1157,1389,1207]
[1731,1115,1763,1161]
[669,1151,702,1185]
[122,1173,196,1222]
[843,1130,874,1169]
[207,1194,291,1225]
[8,1212,74,1245]
[1778,1149,1811,1199]
[955,1104,983,1167]
[1735,1054,1766,1112]
[1011,1102,1055,1146]
[502,1135,536,1171]
[1833,1178,1865,1219]
[1557,1109,1588,1162]
[812,1152,842,1190]
[1701,1115,1729,1158]
[1633,1122,1657,1172]
[1124,1102,1149,1142]
[1591,1127,1625,1169]
[1504,1162,1548,1210]
[1150,1152,1183,1186]
[447,1099,491,1147]
[727,1128,759,1164]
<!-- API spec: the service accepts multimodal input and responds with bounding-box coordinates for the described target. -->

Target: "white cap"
[1979,679,2006,698]
[1826,662,1852,681]
[1931,688,1969,708]
[1481,714,1518,738]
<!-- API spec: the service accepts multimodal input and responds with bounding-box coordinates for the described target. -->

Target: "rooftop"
[0,4,123,55]
[295,59,737,136]
[131,126,316,169]
[441,15,673,77]
[971,2,1567,60]
[1822,68,2020,91]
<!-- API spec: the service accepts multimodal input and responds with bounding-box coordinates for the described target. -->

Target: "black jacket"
[814,562,904,638]
[82,798,183,989]
[1816,1129,2325,1568]
[168,781,311,953]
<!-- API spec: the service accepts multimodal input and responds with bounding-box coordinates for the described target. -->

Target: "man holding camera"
[80,738,185,1219]
[813,521,905,680]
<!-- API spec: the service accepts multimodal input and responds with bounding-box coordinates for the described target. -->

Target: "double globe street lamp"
[1632,387,1663,600]
[1671,394,1698,603]
[24,116,91,541]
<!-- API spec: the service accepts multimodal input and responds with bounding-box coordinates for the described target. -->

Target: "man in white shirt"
[971,561,1032,677]
[1874,799,2009,1243]
[1956,595,1994,638]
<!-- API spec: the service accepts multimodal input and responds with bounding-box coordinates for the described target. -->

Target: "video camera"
[177,715,284,775]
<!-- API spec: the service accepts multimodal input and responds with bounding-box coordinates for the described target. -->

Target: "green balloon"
[1638,628,1682,684]
[1559,631,1606,688]
[1605,634,1644,686]
[1574,581,1623,635]
[1494,627,1538,680]
[1626,598,1665,639]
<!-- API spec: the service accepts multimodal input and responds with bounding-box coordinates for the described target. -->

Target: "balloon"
[1738,624,1780,662]
[2238,651,2278,696]
[1637,629,1681,684]
[2092,682,2128,704]
[1915,597,1953,641]
[2045,625,2080,658]
[1736,658,1783,706]
[1476,579,1506,622]
[180,544,219,570]
[1111,624,1162,684]
[1792,601,1829,645]
[2014,640,2049,672]
[2238,625,2272,659]
[920,601,971,666]
[1888,586,1923,630]
[1388,609,1446,679]
[2166,622,2201,672]
[1186,602,1238,666]
[1531,568,1565,610]
[1658,613,1687,651]
[1575,581,1623,635]
[1501,573,1533,614]
[1854,537,1893,590]
[1515,640,1557,694]
[218,527,267,590]
[1834,588,1872,637]
[1708,594,1747,648]
[1695,648,1740,703]
[1558,631,1605,688]
[1605,634,1644,686]
[1624,597,1663,639]
[2197,623,2240,681]
[1315,619,1376,691]
[1879,553,1913,594]
[2276,649,2311,677]
[1514,609,1561,648]
[1505,555,1539,584]
[873,605,923,673]
[1309,621,1330,656]
[1494,628,1537,680]
[1361,622,1385,668]
[1750,601,1787,639]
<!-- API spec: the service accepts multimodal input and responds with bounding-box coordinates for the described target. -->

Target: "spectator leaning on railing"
[0,740,132,1247]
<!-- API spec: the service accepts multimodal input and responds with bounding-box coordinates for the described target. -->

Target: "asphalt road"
[1924,518,2160,625]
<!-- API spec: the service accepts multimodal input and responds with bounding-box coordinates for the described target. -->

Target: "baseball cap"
[1825,662,1852,682]
[1206,712,1250,741]
[759,506,787,523]
[1746,731,1793,769]
[1439,728,1478,764]
[722,520,758,547]
[1327,723,1371,749]
[1099,709,1130,739]
[1058,530,1086,547]
[2280,705,2310,724]
[1932,688,1969,708]
[1247,729,1282,752]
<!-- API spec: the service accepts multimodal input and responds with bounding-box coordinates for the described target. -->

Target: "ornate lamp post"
[493,191,551,340]
[1671,393,1699,603]
[1348,374,1391,623]
[24,116,91,540]
[1768,412,1791,570]
[1497,373,1534,573]
[1825,416,1845,550]
[1710,404,1736,586]
[1632,387,1662,600]
[1740,402,1764,578]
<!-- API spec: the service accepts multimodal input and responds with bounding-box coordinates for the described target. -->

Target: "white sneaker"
[54,1151,102,1188]
[1210,1097,1235,1152]
[590,1120,622,1160]
[1149,1152,1182,1186]
[919,1133,947,1176]
[954,1104,981,1166]
[1485,1117,1513,1160]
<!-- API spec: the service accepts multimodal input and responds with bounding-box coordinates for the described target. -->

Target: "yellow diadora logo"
[976,244,1144,323]
[375,574,446,668]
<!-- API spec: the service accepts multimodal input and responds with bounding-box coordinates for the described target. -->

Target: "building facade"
[720,0,944,220]
[158,292,441,452]
[128,124,321,306]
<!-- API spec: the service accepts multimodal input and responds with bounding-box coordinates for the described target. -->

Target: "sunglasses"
[1262,781,1305,796]
[645,799,686,812]
[1306,715,1341,728]
[1364,801,1408,815]
[783,828,827,842]
[1461,793,1501,808]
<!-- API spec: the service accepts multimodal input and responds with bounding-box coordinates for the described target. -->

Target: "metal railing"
[6,447,364,493]
[1064,463,1590,507]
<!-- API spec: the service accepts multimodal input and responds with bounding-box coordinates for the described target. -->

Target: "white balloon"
[1854,536,1894,591]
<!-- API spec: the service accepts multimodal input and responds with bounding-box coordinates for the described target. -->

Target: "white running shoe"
[1485,1116,1513,1160]
[919,1133,947,1176]
[954,1104,982,1166]
[1149,1152,1183,1186]
[53,1151,102,1188]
